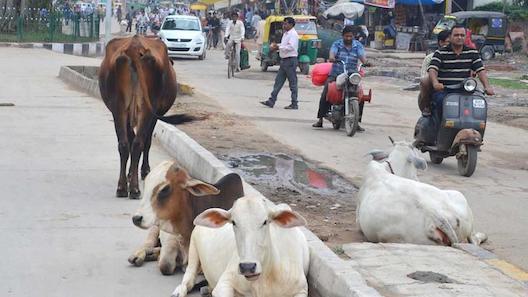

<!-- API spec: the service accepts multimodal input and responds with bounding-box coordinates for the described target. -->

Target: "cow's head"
[367,137,426,180]
[133,163,220,230]
[194,196,306,281]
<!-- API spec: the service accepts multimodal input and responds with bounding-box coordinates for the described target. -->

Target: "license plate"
[172,42,186,47]
[473,99,485,108]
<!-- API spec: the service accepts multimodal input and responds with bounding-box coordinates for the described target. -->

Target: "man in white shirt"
[260,17,299,109]
[224,11,245,72]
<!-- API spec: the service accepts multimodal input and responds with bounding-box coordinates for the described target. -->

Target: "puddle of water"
[221,153,356,197]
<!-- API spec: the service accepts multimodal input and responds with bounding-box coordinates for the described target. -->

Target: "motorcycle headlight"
[349,73,361,85]
[464,79,477,92]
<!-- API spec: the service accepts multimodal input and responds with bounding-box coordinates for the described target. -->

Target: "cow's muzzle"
[132,215,143,227]
[239,262,260,280]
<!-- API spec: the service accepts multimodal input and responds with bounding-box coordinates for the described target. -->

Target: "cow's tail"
[469,231,488,246]
[156,113,196,125]
[429,212,459,246]
[418,202,460,246]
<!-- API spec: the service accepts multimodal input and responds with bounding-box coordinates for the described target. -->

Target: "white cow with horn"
[357,137,487,246]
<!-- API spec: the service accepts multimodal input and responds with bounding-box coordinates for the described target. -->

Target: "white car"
[159,15,206,60]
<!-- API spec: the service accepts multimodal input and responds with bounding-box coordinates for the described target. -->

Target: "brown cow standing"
[99,35,191,199]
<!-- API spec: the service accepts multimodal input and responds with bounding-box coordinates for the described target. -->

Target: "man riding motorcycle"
[312,25,368,130]
[427,24,494,122]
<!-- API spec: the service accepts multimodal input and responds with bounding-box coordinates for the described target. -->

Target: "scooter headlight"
[464,79,477,92]
[349,73,361,85]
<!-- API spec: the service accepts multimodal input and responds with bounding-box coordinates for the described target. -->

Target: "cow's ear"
[194,208,230,228]
[184,179,220,196]
[271,210,307,228]
[366,149,389,161]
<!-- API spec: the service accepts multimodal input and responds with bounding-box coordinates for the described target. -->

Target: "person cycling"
[312,26,368,130]
[224,11,245,72]
[427,25,494,121]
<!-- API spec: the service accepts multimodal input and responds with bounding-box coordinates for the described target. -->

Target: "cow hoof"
[141,169,150,180]
[129,190,141,199]
[116,189,129,198]
[128,254,145,267]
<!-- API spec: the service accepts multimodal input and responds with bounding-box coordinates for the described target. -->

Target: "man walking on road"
[260,17,299,110]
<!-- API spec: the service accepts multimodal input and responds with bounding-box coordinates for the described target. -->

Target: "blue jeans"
[432,91,446,120]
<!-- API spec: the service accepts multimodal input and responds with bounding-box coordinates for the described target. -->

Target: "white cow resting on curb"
[358,139,487,246]
[171,195,310,297]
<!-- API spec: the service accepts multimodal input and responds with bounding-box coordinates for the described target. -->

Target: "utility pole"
[105,0,112,44]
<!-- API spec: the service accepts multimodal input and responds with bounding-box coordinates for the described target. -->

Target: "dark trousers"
[126,20,132,32]
[269,57,298,105]
[317,77,365,121]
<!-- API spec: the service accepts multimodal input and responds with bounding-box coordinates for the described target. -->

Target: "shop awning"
[198,0,225,4]
[190,2,208,10]
[396,0,444,5]
[363,0,395,9]
[323,1,365,19]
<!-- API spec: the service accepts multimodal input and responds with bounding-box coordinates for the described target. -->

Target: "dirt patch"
[169,94,364,249]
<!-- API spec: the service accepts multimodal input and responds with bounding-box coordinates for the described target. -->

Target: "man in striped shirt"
[427,25,494,117]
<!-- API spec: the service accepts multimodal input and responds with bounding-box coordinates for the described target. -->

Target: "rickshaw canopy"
[263,15,318,42]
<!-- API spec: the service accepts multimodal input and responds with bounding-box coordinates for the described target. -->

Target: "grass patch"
[0,32,98,43]
[489,78,528,90]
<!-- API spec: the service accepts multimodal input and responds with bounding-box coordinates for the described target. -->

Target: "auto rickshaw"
[258,15,321,75]
[428,11,507,60]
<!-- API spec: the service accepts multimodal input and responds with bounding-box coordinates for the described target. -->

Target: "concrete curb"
[455,243,528,287]
[0,41,104,57]
[153,121,382,297]
[58,66,194,97]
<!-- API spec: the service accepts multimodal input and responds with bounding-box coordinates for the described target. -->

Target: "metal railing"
[0,7,100,43]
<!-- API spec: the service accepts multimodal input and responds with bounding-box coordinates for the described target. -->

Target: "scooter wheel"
[429,152,444,164]
[457,144,478,177]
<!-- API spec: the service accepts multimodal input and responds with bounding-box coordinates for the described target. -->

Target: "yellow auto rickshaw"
[258,15,321,75]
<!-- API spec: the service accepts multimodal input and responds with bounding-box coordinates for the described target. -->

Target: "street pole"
[105,0,112,44]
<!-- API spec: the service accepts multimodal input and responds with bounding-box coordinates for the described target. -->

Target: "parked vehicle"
[428,11,508,60]
[159,15,206,60]
[414,78,487,177]
[258,15,321,75]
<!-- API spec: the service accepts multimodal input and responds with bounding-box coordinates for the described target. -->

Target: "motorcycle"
[413,78,487,177]
[324,60,372,137]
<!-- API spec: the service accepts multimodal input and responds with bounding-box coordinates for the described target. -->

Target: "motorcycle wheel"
[332,120,341,130]
[260,61,268,72]
[429,152,444,164]
[299,62,309,75]
[345,99,360,137]
[457,144,478,177]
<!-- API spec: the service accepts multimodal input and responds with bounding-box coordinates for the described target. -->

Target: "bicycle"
[227,41,237,79]
[206,26,213,50]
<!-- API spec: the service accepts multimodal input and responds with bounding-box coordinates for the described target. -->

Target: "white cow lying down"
[357,160,486,246]
[171,195,310,297]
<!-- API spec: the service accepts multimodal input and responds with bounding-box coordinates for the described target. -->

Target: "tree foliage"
[474,1,528,20]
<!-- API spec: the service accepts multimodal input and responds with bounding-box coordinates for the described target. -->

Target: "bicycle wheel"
[228,45,236,78]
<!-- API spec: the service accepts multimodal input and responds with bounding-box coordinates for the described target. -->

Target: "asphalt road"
[172,48,528,271]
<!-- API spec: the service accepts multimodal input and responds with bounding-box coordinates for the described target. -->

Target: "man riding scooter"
[427,25,494,121]
[312,26,368,130]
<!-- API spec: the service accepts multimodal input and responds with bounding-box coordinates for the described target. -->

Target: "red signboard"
[364,0,395,8]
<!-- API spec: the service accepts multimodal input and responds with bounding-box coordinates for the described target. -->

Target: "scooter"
[414,78,487,177]
[324,60,372,137]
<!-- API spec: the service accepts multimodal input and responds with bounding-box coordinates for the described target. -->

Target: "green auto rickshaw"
[258,15,321,75]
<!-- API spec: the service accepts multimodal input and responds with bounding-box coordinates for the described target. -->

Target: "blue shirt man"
[329,38,365,78]
[313,26,368,129]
